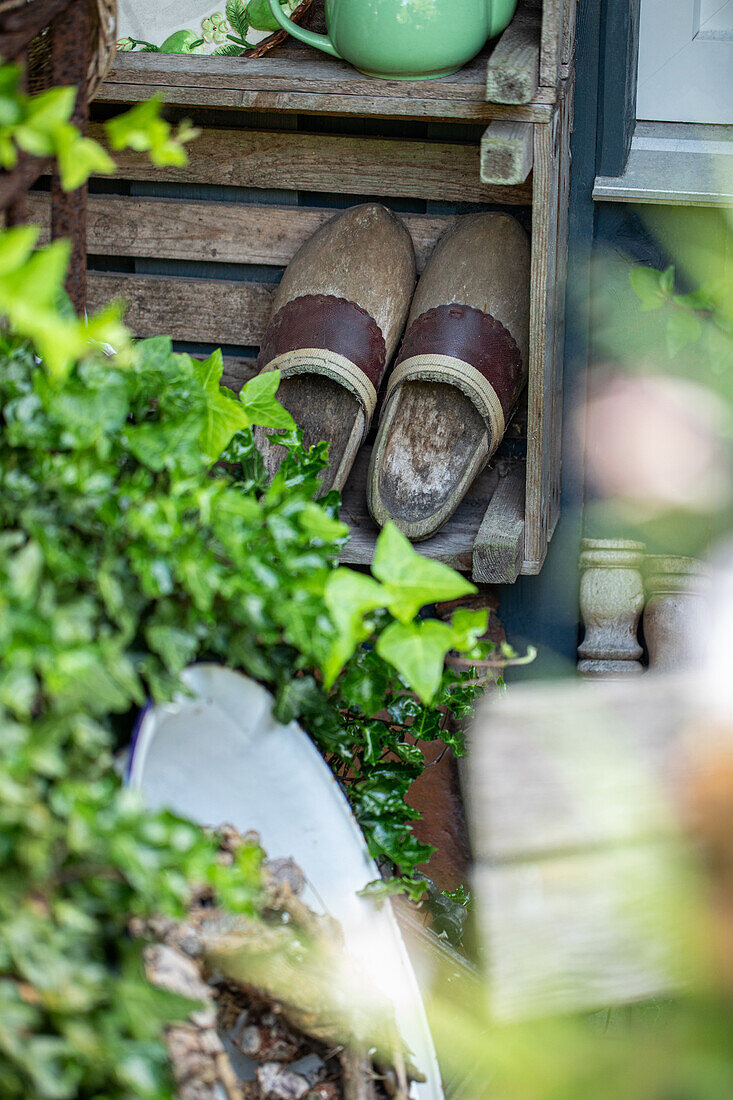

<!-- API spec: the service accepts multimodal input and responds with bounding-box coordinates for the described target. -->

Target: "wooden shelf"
[99,13,556,126]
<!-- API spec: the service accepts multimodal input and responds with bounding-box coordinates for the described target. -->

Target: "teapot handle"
[267,0,342,57]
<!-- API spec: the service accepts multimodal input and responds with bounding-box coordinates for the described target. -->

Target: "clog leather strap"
[257,294,387,425]
[383,303,525,453]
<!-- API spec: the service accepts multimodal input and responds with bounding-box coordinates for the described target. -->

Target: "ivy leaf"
[239,371,296,430]
[359,876,428,905]
[105,96,198,168]
[322,568,387,687]
[372,523,475,624]
[630,265,665,311]
[659,264,675,296]
[145,624,199,676]
[376,609,485,703]
[7,539,43,604]
[376,619,458,703]
[298,502,349,542]
[0,224,39,274]
[666,310,702,358]
[22,85,76,130]
[53,123,116,191]
[673,287,716,312]
[192,349,250,463]
[126,410,203,472]
[448,607,489,650]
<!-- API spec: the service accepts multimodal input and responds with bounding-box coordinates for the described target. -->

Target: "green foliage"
[0,68,115,183]
[0,65,196,186]
[0,57,499,1097]
[0,321,493,1095]
[0,225,127,379]
[629,262,732,361]
[105,96,199,168]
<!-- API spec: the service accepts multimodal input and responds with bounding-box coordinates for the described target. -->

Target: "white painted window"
[637,0,733,124]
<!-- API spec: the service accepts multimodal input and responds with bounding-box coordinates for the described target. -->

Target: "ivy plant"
[0,57,502,1100]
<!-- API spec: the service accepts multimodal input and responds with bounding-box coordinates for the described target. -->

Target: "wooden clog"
[255,204,416,493]
[367,213,530,541]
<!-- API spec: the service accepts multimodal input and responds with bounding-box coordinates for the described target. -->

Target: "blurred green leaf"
[240,370,296,430]
[630,265,666,311]
[667,309,703,358]
[372,523,476,624]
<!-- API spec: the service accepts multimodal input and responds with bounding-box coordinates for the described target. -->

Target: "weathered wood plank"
[485,2,541,105]
[474,845,685,1019]
[472,460,526,583]
[98,81,555,124]
[30,194,453,273]
[480,120,534,185]
[547,77,574,539]
[99,50,555,123]
[539,0,567,88]
[468,670,696,1018]
[87,272,274,345]
[523,99,561,571]
[562,0,578,69]
[89,124,532,206]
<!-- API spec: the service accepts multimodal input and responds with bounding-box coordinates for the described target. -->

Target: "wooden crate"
[53,0,576,581]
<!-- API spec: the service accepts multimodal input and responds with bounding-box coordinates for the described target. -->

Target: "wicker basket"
[0,0,117,100]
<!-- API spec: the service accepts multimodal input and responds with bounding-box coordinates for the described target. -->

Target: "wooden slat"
[485,1,541,105]
[99,50,556,124]
[99,82,556,124]
[524,99,561,571]
[472,461,526,583]
[89,124,532,206]
[539,0,567,88]
[562,0,578,69]
[468,670,694,1018]
[480,121,534,185]
[548,77,574,538]
[87,272,274,345]
[29,194,454,273]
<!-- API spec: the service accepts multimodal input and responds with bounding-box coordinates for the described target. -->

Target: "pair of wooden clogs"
[255,204,530,542]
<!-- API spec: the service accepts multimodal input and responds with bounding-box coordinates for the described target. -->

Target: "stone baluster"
[578,539,645,678]
[643,556,709,673]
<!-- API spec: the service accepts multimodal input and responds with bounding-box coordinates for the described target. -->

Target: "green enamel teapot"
[267,0,518,80]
